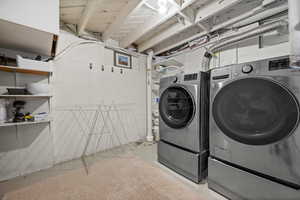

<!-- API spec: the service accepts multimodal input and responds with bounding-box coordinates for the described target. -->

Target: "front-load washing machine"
[158,72,209,183]
[208,56,300,199]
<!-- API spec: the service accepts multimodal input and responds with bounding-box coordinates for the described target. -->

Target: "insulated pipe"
[218,0,288,30]
[146,50,154,142]
[232,4,288,29]
[289,0,300,67]
[202,20,287,70]
[158,1,288,57]
[211,21,287,53]
[212,5,265,32]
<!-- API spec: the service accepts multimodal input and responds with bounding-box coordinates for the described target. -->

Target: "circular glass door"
[159,86,195,129]
[212,78,299,145]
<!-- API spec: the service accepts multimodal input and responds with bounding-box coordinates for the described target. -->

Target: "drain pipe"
[146,50,154,142]
[202,20,288,70]
[289,0,300,67]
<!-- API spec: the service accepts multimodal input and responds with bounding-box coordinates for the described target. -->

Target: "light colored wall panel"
[18,124,53,176]
[238,38,290,63]
[219,47,237,67]
[53,30,147,164]
[0,128,21,181]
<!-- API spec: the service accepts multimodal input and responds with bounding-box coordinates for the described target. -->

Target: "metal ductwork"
[289,0,300,67]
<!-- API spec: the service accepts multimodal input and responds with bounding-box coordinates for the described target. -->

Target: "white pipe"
[155,1,287,56]
[202,20,287,71]
[232,4,288,28]
[210,21,287,53]
[289,0,300,67]
[212,5,265,32]
[146,50,154,142]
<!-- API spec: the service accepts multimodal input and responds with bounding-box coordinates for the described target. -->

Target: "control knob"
[242,65,253,74]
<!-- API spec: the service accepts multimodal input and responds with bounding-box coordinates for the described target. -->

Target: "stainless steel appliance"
[158,72,209,183]
[208,56,300,199]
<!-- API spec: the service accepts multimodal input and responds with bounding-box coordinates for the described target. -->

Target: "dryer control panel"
[184,73,198,81]
[269,58,290,71]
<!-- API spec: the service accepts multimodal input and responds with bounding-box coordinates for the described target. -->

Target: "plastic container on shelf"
[17,55,52,71]
[34,113,49,121]
[26,83,50,95]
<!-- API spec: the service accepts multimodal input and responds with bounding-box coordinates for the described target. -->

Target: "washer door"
[159,86,195,129]
[212,77,299,145]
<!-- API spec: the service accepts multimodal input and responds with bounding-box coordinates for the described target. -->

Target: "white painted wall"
[0,30,147,181]
[53,30,147,164]
[0,0,59,35]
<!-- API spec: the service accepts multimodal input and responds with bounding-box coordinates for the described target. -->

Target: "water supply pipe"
[202,20,288,71]
[146,50,154,142]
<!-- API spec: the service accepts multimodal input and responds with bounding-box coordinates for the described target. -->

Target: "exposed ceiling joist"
[153,1,288,55]
[168,0,194,23]
[139,23,191,52]
[77,0,103,35]
[102,0,143,41]
[197,22,211,34]
[138,0,244,52]
[119,0,198,48]
[167,0,182,7]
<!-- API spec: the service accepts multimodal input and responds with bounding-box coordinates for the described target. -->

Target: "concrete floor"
[0,142,227,200]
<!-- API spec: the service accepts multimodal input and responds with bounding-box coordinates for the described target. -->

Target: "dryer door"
[159,86,195,129]
[212,77,299,145]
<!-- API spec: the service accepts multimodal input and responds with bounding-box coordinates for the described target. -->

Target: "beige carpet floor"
[3,156,203,200]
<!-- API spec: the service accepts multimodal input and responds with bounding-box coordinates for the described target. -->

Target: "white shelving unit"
[0,63,53,127]
[0,65,52,75]
[0,119,51,127]
[0,95,52,98]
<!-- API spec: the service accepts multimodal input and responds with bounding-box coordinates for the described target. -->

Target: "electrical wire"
[53,41,104,61]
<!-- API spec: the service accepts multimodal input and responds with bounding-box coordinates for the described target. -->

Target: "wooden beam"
[138,0,243,52]
[0,65,51,76]
[120,0,198,48]
[102,0,142,41]
[138,22,189,52]
[168,0,194,23]
[77,0,101,35]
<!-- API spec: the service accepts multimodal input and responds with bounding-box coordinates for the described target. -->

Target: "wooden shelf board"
[0,65,52,76]
[0,95,52,98]
[0,120,51,127]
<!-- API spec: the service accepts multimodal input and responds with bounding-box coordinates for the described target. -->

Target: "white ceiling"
[60,0,288,55]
